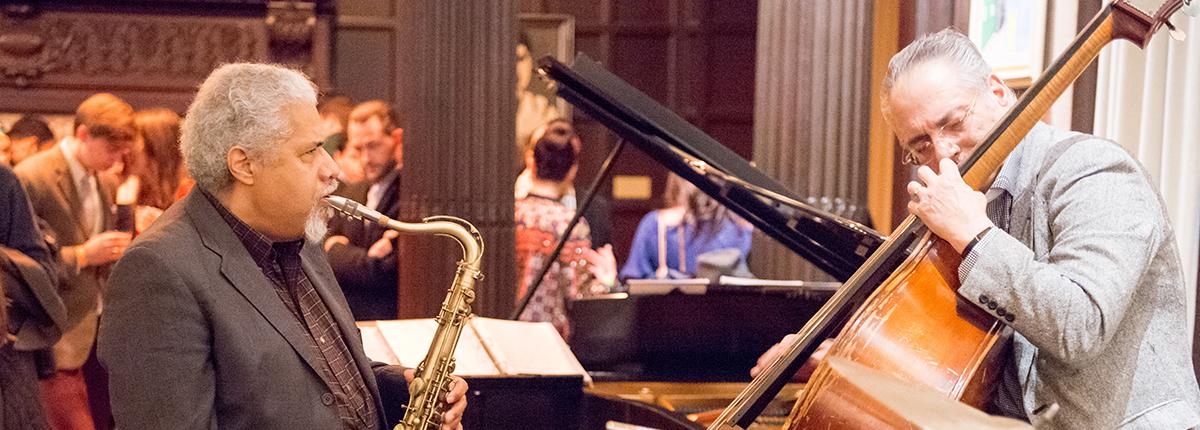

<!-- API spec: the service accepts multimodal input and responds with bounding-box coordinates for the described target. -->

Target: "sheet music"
[357,317,588,381]
[372,319,500,375]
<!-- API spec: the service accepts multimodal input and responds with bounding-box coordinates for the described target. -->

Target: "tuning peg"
[1165,20,1187,41]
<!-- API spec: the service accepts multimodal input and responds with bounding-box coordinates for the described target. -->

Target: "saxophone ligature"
[324,195,484,430]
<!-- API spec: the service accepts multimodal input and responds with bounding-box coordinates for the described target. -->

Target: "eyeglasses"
[900,94,979,166]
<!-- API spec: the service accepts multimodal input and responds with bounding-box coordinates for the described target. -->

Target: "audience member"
[114,109,192,233]
[619,173,752,280]
[514,121,615,339]
[0,162,66,430]
[515,119,613,246]
[319,95,364,183]
[0,122,10,166]
[16,93,136,430]
[7,116,58,167]
[318,94,353,154]
[324,100,404,320]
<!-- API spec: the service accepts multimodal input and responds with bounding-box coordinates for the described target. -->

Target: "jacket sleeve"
[98,246,216,429]
[326,237,397,291]
[2,167,57,280]
[372,362,411,425]
[958,141,1163,365]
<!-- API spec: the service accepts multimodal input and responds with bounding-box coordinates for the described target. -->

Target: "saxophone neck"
[421,215,484,268]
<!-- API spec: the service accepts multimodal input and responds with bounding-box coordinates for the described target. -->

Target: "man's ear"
[987,74,1013,107]
[391,127,404,168]
[74,124,90,141]
[227,146,255,186]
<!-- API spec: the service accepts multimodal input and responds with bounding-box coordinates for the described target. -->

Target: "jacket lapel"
[48,148,88,237]
[183,191,326,379]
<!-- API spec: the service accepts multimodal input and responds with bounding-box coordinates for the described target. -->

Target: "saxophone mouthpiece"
[323,195,381,223]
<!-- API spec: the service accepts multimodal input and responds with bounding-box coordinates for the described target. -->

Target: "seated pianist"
[620,173,753,281]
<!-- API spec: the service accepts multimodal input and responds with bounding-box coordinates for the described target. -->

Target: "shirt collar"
[987,122,1052,197]
[59,137,91,186]
[199,188,305,274]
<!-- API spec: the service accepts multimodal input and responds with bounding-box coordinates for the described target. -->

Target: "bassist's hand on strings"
[750,335,833,383]
[907,158,994,254]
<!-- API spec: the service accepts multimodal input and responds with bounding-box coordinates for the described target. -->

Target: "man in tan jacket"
[16,93,136,430]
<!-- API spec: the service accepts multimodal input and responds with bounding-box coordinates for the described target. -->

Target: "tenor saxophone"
[324,196,484,430]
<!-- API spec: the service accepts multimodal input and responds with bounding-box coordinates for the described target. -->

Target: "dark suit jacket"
[327,172,401,320]
[1,163,64,430]
[97,190,406,429]
[1,163,64,346]
[15,144,116,369]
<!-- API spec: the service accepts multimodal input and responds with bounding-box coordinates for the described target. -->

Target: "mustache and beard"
[304,179,340,243]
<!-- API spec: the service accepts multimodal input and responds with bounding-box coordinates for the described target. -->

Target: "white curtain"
[1093,10,1200,338]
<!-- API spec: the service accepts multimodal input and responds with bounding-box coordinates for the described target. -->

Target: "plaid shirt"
[202,190,379,430]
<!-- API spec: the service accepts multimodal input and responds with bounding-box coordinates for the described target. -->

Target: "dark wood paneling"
[610,36,671,101]
[613,0,670,23]
[333,29,394,101]
[749,0,874,281]
[542,0,608,24]
[340,0,392,17]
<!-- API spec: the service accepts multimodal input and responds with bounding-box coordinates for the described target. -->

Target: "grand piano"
[373,54,887,430]
[525,54,886,429]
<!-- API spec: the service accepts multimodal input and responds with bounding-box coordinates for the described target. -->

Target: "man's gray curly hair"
[181,63,317,191]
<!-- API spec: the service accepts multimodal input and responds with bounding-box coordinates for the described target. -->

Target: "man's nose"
[320,149,341,179]
[931,136,960,161]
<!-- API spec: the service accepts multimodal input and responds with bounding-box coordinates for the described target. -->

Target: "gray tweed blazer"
[959,123,1200,429]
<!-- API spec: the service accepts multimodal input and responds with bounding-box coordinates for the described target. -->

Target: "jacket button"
[996,308,1007,317]
[1005,314,1015,323]
[986,301,997,310]
[321,393,334,406]
[978,294,990,305]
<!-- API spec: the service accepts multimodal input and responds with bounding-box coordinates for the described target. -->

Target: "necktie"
[79,174,102,236]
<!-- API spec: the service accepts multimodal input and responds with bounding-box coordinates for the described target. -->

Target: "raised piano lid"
[538,54,885,281]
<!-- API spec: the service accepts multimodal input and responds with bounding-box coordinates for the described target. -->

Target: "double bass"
[708,1,1192,428]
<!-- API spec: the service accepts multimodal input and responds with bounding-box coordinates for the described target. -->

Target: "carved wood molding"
[0,12,268,90]
[0,2,329,113]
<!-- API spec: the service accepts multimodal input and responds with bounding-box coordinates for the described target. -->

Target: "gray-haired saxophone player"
[97,63,468,430]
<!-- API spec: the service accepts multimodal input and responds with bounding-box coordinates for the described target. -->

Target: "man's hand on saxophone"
[404,368,469,430]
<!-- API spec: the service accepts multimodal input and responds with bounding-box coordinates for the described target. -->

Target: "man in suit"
[1,162,66,430]
[7,115,58,167]
[16,93,136,430]
[97,63,466,429]
[892,29,1200,428]
[324,100,404,320]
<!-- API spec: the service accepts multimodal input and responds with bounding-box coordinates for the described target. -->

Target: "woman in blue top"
[619,174,753,280]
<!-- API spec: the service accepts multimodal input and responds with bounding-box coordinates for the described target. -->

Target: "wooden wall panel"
[333,29,394,102]
[749,0,874,281]
[613,0,669,23]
